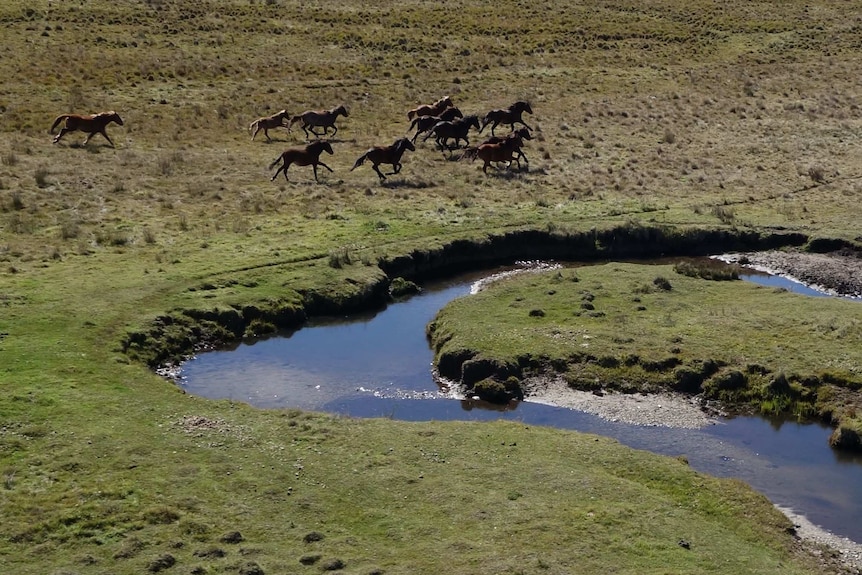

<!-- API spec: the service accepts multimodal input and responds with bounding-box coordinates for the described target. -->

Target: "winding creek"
[179,261,862,544]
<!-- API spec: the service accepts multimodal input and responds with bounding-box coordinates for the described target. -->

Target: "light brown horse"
[288,105,349,139]
[462,134,525,174]
[249,109,290,141]
[50,111,124,147]
[269,140,334,182]
[479,127,532,169]
[351,137,415,181]
[479,101,533,136]
[406,96,453,120]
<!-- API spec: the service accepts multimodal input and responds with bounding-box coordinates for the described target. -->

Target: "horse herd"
[49,96,534,182]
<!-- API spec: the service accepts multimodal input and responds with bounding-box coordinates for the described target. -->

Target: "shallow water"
[179,261,862,541]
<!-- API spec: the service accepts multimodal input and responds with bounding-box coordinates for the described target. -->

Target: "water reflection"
[179,260,862,541]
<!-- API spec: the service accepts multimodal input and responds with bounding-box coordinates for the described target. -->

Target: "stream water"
[179,262,862,542]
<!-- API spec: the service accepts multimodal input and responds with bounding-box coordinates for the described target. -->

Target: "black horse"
[351,137,416,181]
[480,101,533,136]
[408,106,464,143]
[423,114,481,150]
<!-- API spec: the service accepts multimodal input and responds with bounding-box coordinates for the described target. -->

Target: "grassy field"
[2,0,862,572]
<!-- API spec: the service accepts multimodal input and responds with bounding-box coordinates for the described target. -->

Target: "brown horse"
[406,95,453,120]
[422,115,481,151]
[408,106,464,143]
[249,109,290,142]
[269,140,334,182]
[479,127,532,169]
[480,101,533,136]
[288,105,349,139]
[50,111,124,147]
[351,137,415,181]
[462,134,524,174]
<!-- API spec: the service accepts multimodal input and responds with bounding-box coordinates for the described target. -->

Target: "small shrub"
[652,276,672,291]
[711,205,735,224]
[807,165,826,183]
[389,276,420,298]
[34,167,50,188]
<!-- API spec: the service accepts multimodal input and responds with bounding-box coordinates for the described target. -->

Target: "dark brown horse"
[480,101,533,136]
[423,115,481,150]
[351,137,415,181]
[288,105,349,139]
[406,96,453,120]
[249,109,290,141]
[50,111,124,147]
[479,127,532,169]
[408,106,463,143]
[269,140,334,182]
[462,134,524,174]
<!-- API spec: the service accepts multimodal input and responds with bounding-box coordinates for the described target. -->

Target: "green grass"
[2,0,862,572]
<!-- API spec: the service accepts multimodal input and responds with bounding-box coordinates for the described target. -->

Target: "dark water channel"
[179,261,862,542]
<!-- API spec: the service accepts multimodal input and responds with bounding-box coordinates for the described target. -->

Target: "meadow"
[1,0,862,573]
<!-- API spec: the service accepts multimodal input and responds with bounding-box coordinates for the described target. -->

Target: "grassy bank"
[2,0,862,572]
[427,262,862,446]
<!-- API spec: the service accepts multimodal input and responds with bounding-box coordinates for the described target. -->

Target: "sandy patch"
[522,376,717,429]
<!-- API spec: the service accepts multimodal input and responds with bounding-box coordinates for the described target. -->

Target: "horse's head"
[322,141,334,155]
[465,115,481,130]
[440,107,463,121]
[336,105,349,117]
[514,127,532,140]
[437,96,453,108]
[277,109,289,119]
[397,138,415,152]
[105,111,124,126]
[512,101,532,115]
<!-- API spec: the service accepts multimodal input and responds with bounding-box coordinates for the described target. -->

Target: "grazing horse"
[406,95,453,120]
[423,115,481,150]
[269,140,334,182]
[50,111,124,147]
[351,137,416,181]
[462,134,525,174]
[408,106,464,143]
[480,100,533,136]
[288,105,349,139]
[249,109,290,142]
[480,127,532,169]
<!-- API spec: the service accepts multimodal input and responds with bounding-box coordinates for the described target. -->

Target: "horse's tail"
[248,119,258,134]
[351,151,369,171]
[50,114,70,134]
[268,153,284,171]
[407,109,417,121]
[408,117,420,132]
[287,115,302,133]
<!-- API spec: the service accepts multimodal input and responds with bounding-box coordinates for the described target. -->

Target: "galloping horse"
[479,127,532,169]
[480,101,533,136]
[406,95,453,121]
[351,137,415,181]
[50,111,124,147]
[288,105,349,139]
[249,109,290,142]
[408,106,463,143]
[462,134,525,174]
[423,115,481,151]
[269,140,334,182]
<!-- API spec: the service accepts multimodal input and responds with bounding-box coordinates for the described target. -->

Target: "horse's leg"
[264,128,272,142]
[53,128,70,144]
[318,161,334,173]
[100,128,117,148]
[372,164,386,181]
[391,162,402,175]
[330,125,338,137]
